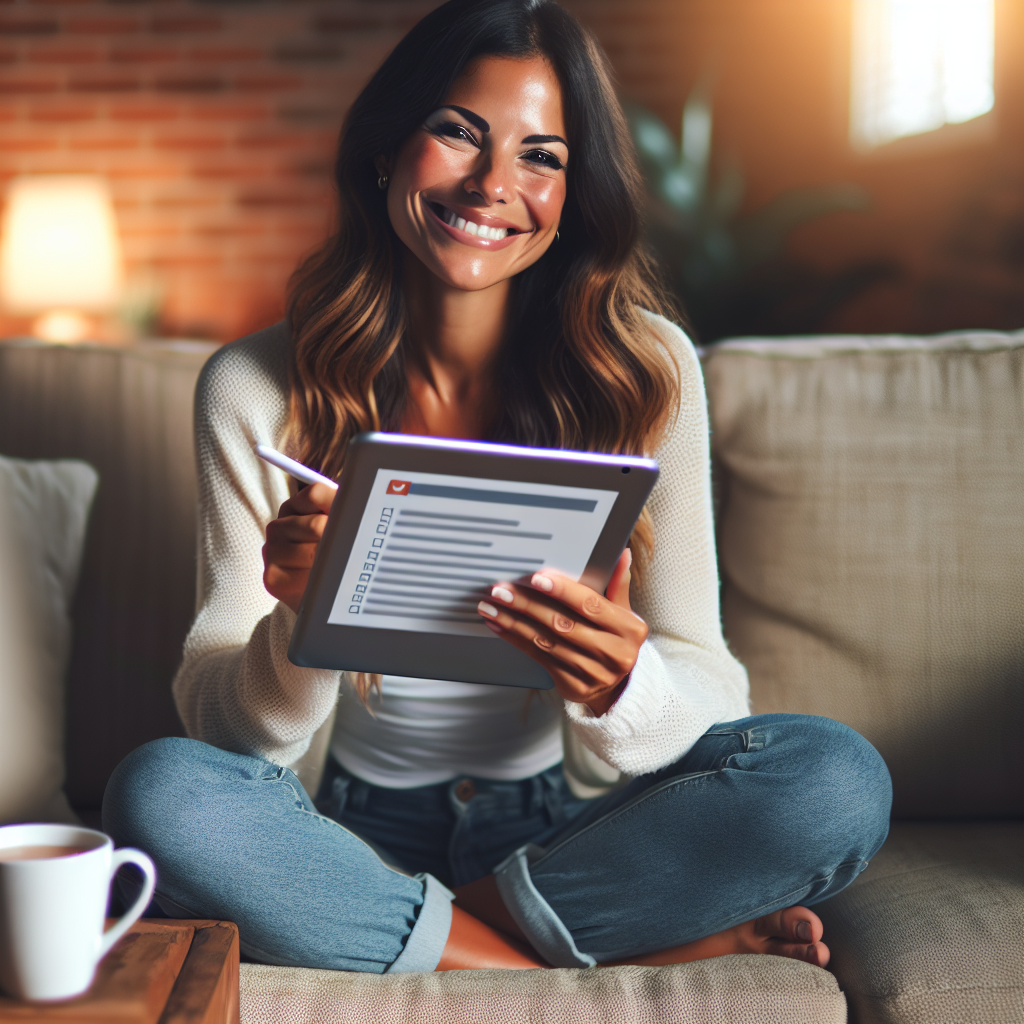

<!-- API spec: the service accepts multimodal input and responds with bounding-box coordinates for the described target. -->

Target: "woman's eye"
[431,122,477,144]
[524,149,564,170]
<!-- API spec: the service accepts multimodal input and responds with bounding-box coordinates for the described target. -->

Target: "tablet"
[288,432,659,689]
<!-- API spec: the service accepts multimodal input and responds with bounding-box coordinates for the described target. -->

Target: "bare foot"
[436,904,546,971]
[451,876,829,971]
[607,906,830,969]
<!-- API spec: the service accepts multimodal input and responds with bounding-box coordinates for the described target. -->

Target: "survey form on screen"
[327,467,619,636]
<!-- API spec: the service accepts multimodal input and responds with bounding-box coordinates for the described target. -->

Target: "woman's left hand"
[477,549,647,716]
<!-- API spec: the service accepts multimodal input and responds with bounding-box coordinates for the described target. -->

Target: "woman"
[104,0,891,973]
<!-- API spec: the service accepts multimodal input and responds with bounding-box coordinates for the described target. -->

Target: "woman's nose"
[464,151,512,205]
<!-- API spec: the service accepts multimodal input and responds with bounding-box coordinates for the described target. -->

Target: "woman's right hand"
[262,482,336,614]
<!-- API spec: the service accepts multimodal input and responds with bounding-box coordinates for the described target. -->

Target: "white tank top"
[329,674,564,788]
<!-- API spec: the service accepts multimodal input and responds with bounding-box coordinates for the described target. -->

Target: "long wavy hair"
[286,0,681,699]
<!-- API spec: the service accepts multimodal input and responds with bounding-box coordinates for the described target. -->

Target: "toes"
[764,938,831,969]
[777,906,824,945]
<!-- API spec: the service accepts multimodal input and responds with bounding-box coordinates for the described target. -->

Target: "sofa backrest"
[704,331,1024,819]
[0,340,212,812]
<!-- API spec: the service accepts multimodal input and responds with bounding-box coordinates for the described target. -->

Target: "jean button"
[454,779,476,802]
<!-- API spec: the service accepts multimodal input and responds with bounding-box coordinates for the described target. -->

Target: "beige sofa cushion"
[240,955,846,1024]
[817,821,1024,1024]
[0,454,97,825]
[0,339,213,810]
[704,331,1024,817]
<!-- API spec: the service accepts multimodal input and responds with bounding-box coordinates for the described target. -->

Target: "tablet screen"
[327,467,618,636]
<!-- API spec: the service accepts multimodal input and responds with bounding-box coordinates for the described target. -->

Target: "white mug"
[0,823,156,1001]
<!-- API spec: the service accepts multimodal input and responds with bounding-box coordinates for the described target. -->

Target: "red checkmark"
[386,480,411,495]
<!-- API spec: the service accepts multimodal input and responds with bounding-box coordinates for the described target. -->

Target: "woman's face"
[383,55,568,292]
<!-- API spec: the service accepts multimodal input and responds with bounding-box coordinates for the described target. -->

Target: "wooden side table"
[0,919,239,1024]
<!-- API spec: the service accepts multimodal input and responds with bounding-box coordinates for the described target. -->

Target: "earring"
[555,230,560,242]
[377,174,389,191]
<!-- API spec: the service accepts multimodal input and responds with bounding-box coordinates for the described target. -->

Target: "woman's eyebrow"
[443,105,490,133]
[522,134,568,147]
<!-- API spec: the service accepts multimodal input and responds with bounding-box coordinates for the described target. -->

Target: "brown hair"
[285,0,680,698]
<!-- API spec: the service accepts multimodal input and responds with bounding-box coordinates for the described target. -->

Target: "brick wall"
[2,0,1021,341]
[0,0,438,340]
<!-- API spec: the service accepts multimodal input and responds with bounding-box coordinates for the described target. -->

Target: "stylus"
[255,444,339,491]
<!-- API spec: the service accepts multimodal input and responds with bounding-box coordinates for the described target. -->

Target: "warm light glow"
[850,0,995,149]
[31,310,93,344]
[0,175,124,320]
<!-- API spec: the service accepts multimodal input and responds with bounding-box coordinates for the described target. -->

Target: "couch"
[0,329,1021,1024]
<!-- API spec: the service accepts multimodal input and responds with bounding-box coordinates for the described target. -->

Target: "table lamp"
[0,175,124,343]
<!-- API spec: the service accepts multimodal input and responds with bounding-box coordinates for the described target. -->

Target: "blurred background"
[1,0,1021,344]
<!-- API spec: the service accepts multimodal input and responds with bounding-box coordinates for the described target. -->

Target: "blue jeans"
[102,713,891,972]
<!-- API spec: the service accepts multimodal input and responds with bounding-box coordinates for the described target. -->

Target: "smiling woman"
[102,0,892,987]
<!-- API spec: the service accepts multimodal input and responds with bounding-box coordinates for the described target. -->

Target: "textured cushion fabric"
[239,956,846,1024]
[817,821,1024,1024]
[0,339,214,809]
[704,330,1024,818]
[0,453,98,824]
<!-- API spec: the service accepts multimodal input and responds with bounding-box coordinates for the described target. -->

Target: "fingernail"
[484,620,503,633]
[797,921,811,942]
[531,574,553,592]
[478,601,498,618]
[491,586,514,604]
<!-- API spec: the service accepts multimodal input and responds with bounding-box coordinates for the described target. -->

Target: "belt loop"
[541,770,565,827]
[329,773,351,816]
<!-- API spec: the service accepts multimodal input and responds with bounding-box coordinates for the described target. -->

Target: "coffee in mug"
[0,846,91,862]
[0,823,156,1001]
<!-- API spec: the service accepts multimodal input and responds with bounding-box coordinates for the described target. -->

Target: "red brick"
[193,222,266,239]
[0,17,58,35]
[109,46,179,64]
[107,163,183,180]
[234,130,310,150]
[154,73,226,93]
[273,42,343,63]
[0,135,58,151]
[110,102,180,121]
[237,187,322,209]
[27,45,101,63]
[276,104,344,126]
[193,160,271,180]
[0,76,58,93]
[66,18,141,35]
[190,46,263,62]
[30,102,97,121]
[151,254,223,269]
[69,72,140,92]
[313,14,419,33]
[191,102,269,121]
[150,17,222,34]
[151,193,223,210]
[235,73,301,93]
[68,135,140,151]
[154,133,226,151]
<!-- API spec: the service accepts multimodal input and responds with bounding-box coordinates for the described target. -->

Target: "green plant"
[626,80,891,340]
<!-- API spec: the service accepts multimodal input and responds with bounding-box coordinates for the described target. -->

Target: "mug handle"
[99,848,158,959]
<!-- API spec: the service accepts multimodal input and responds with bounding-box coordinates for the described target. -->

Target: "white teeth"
[441,207,511,240]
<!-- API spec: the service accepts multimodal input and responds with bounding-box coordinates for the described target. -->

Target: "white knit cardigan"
[172,313,749,783]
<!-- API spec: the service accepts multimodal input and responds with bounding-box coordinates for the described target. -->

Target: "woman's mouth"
[427,202,523,241]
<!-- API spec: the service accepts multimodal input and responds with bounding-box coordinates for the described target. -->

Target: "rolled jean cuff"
[493,844,596,968]
[386,873,455,973]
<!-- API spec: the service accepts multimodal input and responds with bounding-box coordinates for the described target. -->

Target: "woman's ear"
[374,155,389,178]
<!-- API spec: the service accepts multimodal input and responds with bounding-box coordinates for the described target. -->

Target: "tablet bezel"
[288,432,659,689]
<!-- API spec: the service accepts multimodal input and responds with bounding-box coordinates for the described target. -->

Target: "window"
[850,0,995,150]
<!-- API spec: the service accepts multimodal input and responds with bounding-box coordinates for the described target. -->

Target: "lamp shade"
[0,175,124,314]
